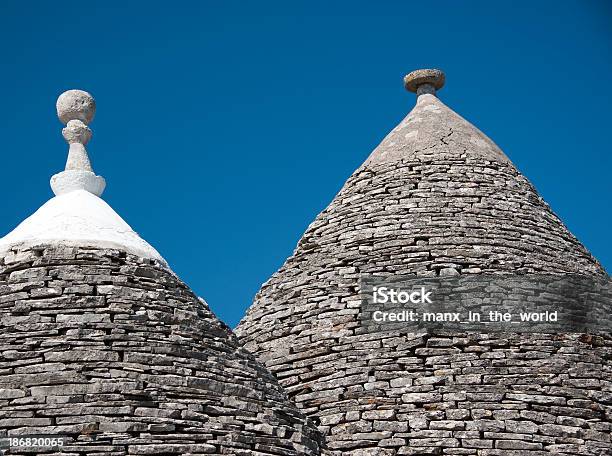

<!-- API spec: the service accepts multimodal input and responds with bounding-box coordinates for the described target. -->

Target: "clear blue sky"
[1,1,610,327]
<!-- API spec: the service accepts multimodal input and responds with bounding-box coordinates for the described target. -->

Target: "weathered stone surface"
[237,82,612,455]
[0,246,323,455]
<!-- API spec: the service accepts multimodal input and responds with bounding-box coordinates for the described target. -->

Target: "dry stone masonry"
[1,73,610,456]
[0,246,323,455]
[237,70,612,455]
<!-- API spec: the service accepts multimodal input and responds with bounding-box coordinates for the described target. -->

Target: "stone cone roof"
[236,72,611,455]
[303,90,603,278]
[0,246,323,455]
[0,90,323,455]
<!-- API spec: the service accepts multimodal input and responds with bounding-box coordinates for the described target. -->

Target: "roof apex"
[0,190,167,266]
[0,90,167,266]
[364,91,512,167]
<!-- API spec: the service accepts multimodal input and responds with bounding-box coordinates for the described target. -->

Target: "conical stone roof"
[237,70,611,455]
[0,90,323,455]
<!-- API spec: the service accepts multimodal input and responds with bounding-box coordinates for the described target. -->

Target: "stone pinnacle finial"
[51,90,106,197]
[404,69,445,97]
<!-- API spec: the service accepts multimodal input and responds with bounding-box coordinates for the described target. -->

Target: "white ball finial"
[51,89,105,197]
[56,89,96,125]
